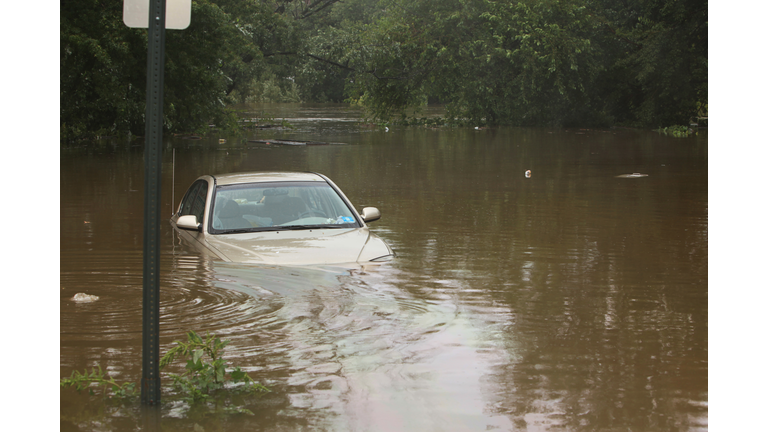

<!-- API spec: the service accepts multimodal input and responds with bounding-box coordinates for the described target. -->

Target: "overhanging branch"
[306,53,357,72]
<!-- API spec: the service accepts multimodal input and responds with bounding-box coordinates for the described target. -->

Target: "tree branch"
[300,0,342,19]
[306,53,357,72]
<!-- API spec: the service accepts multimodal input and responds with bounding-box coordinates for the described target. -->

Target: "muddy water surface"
[61,104,707,431]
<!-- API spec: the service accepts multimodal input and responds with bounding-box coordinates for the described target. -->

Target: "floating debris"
[615,173,648,178]
[525,170,532,178]
[248,139,345,146]
[72,293,99,303]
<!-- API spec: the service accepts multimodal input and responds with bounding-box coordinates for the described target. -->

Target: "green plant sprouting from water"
[60,331,268,406]
[60,365,137,398]
[161,331,269,402]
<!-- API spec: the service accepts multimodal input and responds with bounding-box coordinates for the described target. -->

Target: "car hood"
[202,227,392,265]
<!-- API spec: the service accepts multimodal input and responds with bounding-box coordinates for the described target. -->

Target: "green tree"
[61,0,707,139]
[61,0,298,141]
[307,0,706,127]
[163,0,297,130]
[310,0,605,126]
[453,0,604,126]
[591,0,708,126]
[60,0,148,140]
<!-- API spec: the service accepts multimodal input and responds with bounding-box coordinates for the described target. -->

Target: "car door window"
[180,180,208,223]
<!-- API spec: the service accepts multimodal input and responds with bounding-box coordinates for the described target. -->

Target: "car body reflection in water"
[203,259,517,431]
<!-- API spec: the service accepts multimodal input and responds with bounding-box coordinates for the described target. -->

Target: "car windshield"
[209,181,361,233]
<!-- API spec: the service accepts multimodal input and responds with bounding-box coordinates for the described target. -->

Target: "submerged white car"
[170,172,394,266]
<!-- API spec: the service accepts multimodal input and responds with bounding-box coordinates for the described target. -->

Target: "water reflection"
[206,261,518,431]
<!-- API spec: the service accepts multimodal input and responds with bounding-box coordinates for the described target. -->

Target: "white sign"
[123,0,191,30]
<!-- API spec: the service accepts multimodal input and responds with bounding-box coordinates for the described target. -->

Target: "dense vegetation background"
[61,0,707,140]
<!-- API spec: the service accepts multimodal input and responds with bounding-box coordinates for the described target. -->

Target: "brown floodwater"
[61,104,707,431]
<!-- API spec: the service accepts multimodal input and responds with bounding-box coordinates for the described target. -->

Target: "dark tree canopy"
[60,0,707,140]
[320,0,707,127]
[61,0,300,140]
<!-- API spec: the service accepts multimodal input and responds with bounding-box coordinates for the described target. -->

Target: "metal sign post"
[124,0,189,407]
[140,0,166,406]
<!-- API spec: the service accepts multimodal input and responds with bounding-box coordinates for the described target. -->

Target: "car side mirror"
[361,207,381,223]
[177,215,202,231]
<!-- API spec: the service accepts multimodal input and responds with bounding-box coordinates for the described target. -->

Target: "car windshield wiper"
[277,224,328,230]
[221,228,259,234]
[221,224,349,233]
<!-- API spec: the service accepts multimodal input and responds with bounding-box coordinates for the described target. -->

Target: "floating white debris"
[525,170,532,178]
[72,293,99,302]
[615,173,648,178]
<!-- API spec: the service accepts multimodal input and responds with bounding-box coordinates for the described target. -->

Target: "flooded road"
[61,104,707,431]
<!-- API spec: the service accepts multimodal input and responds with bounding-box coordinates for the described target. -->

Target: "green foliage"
[465,0,603,125]
[305,0,706,128]
[60,0,298,141]
[160,331,269,403]
[61,0,707,139]
[60,365,137,399]
[592,0,708,126]
[307,0,609,125]
[60,0,147,140]
[657,125,693,138]
[241,73,302,103]
[391,116,472,127]
[60,331,268,417]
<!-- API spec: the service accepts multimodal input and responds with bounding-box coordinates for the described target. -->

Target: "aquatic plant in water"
[60,365,137,398]
[60,331,268,413]
[657,125,693,137]
[161,331,269,403]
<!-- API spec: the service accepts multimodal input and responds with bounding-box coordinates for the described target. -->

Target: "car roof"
[211,171,326,186]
